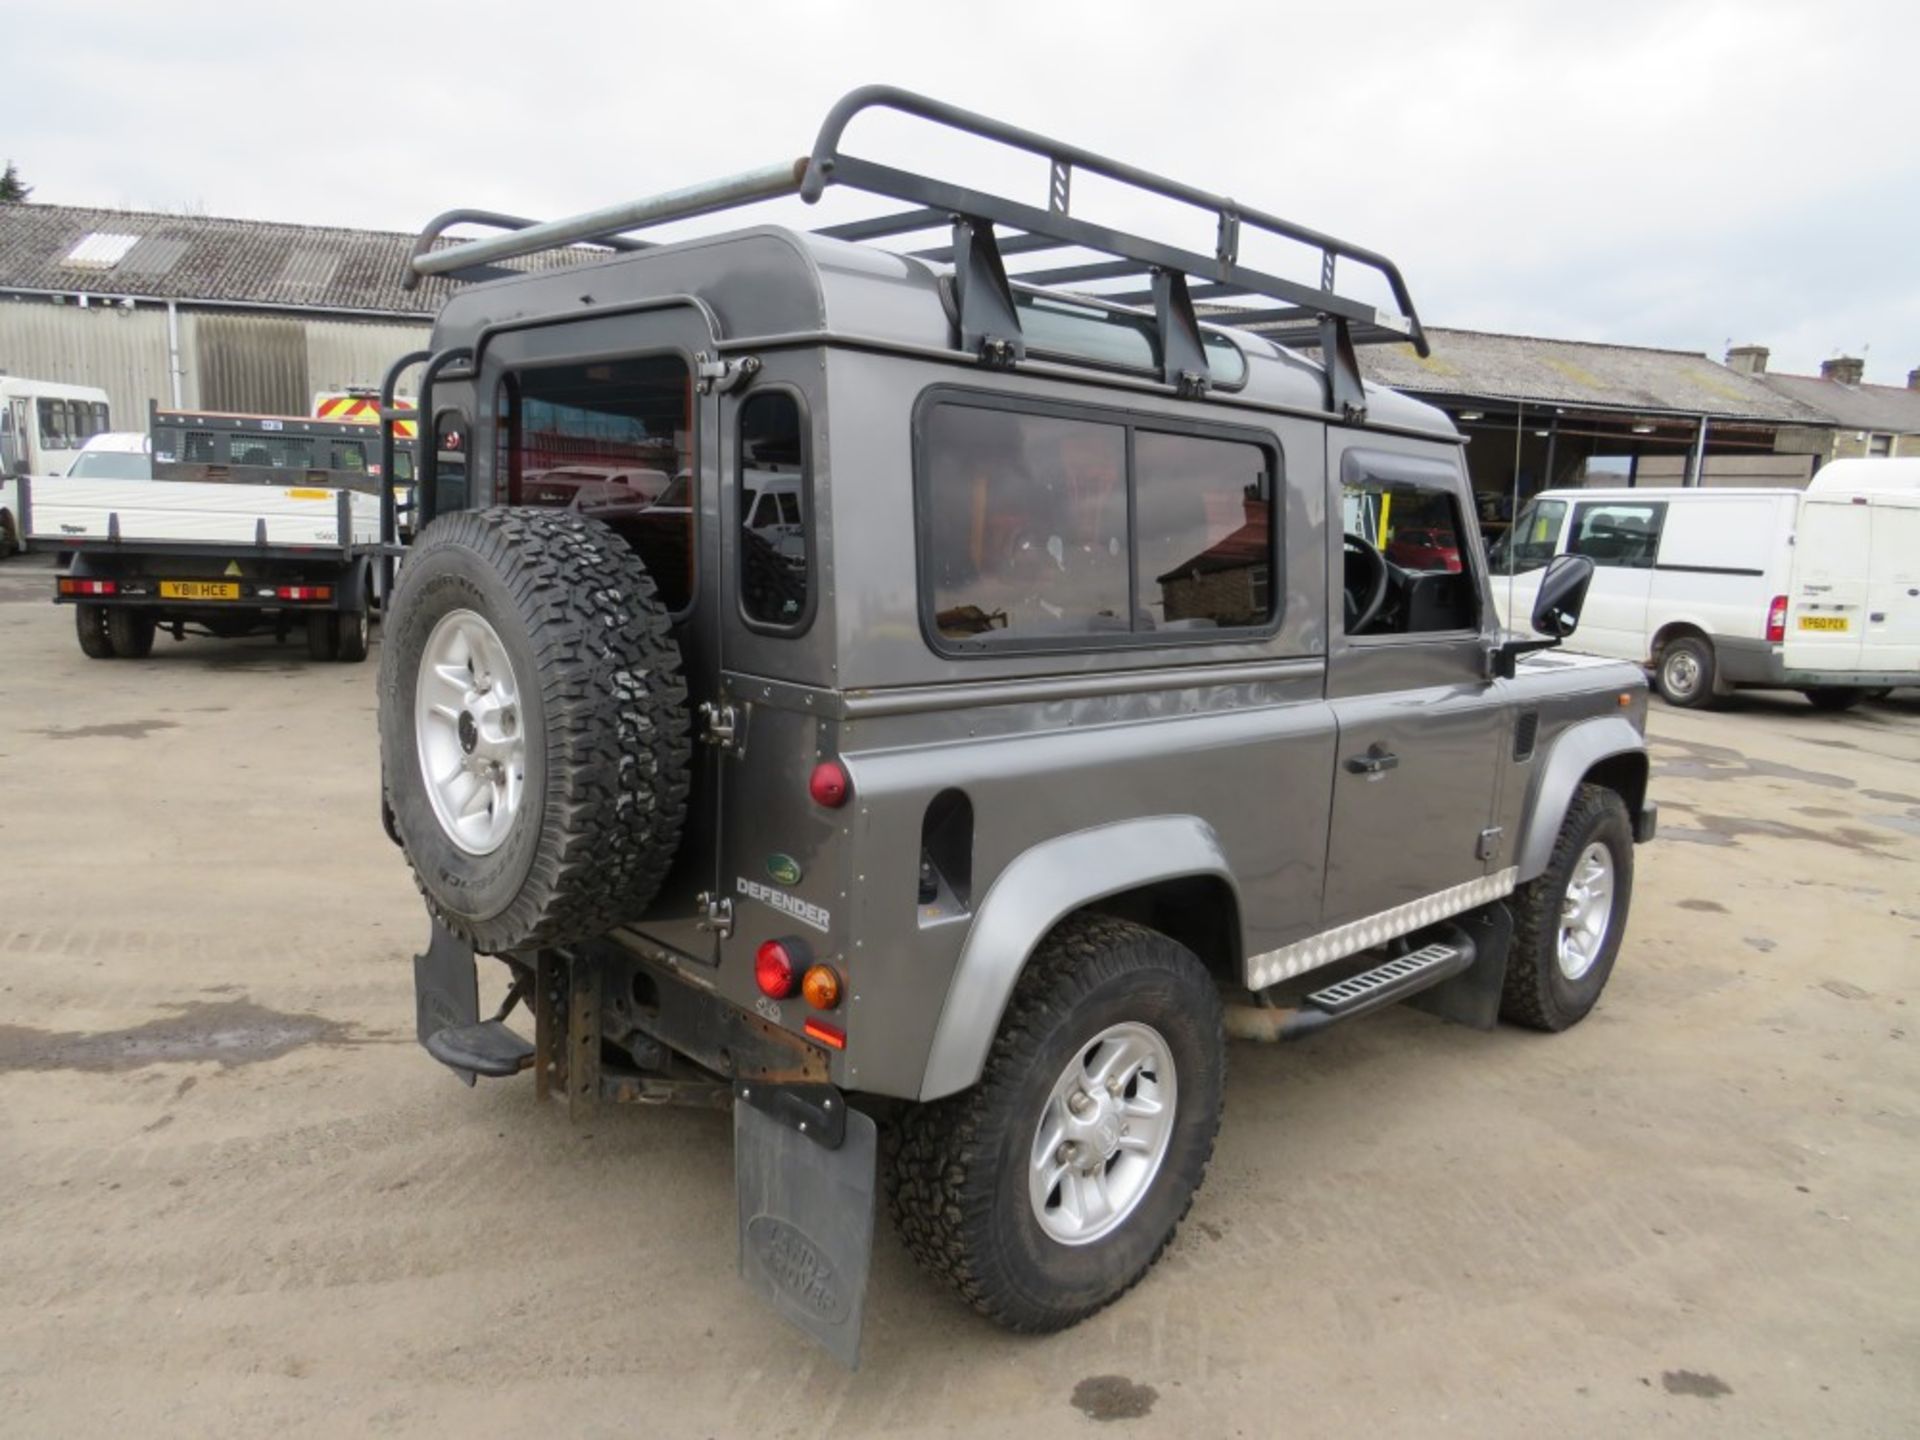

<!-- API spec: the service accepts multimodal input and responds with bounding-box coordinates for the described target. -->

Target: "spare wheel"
[378,507,691,953]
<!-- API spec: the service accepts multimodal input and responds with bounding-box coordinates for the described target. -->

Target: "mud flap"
[412,921,479,1085]
[734,1087,877,1369]
[1406,901,1513,1030]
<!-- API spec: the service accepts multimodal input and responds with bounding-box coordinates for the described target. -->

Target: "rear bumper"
[1714,637,1916,690]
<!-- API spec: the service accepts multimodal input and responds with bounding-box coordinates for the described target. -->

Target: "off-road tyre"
[0,510,18,560]
[333,605,371,663]
[1654,634,1716,709]
[106,609,156,659]
[1501,783,1634,1031]
[306,612,339,662]
[1803,687,1864,712]
[887,914,1225,1332]
[378,507,690,953]
[75,604,115,659]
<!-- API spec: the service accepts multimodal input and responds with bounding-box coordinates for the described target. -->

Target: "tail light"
[808,759,850,809]
[1766,595,1788,644]
[275,584,333,602]
[59,578,117,597]
[754,939,802,999]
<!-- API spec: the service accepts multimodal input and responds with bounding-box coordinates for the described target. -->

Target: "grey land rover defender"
[374,87,1657,1365]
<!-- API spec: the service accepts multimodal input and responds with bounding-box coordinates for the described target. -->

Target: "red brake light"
[59,578,117,597]
[1766,595,1788,644]
[275,584,333,602]
[808,759,850,809]
[755,940,800,999]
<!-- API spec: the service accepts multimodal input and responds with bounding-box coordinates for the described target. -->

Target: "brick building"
[1725,345,1920,463]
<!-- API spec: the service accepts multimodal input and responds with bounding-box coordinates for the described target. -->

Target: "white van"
[1490,459,1920,710]
[0,377,114,480]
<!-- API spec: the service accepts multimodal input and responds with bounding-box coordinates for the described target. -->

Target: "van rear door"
[1784,499,1869,673]
[1862,497,1920,675]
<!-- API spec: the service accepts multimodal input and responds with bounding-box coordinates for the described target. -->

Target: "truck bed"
[25,476,381,550]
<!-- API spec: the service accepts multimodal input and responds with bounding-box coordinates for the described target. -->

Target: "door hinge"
[695,893,735,937]
[698,700,744,752]
[694,352,759,394]
[1476,826,1504,862]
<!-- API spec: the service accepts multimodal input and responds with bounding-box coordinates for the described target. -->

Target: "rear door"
[481,305,723,962]
[1862,499,1920,674]
[1785,499,1869,672]
[1323,442,1505,928]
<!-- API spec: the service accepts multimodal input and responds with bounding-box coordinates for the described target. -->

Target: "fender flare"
[917,815,1239,1101]
[1514,713,1647,881]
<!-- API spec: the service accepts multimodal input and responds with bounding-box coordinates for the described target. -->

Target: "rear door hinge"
[698,700,744,752]
[695,893,735,937]
[1476,826,1504,862]
[694,352,758,394]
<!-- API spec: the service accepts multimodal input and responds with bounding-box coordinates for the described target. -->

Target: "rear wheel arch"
[917,817,1239,1101]
[1088,874,1242,989]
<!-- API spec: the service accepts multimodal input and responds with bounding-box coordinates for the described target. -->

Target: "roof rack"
[405,85,1429,420]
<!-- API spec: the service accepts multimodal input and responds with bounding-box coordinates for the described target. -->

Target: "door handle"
[1346,744,1400,776]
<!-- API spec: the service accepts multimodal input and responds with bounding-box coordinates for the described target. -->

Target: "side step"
[1224,929,1477,1043]
[1306,940,1468,1016]
[424,1020,536,1078]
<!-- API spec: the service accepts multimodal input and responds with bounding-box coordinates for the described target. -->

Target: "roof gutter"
[0,284,432,325]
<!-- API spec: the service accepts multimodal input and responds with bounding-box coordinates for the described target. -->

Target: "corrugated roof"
[1752,371,1920,435]
[1247,323,1830,425]
[0,202,586,315]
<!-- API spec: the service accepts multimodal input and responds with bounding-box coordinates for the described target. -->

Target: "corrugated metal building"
[0,204,493,426]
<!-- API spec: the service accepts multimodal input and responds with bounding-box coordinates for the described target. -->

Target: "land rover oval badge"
[766,853,803,886]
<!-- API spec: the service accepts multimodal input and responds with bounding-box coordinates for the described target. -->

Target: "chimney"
[1821,356,1865,386]
[1725,344,1769,375]
[1909,366,1920,391]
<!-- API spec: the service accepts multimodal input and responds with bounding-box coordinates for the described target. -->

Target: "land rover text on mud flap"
[376,86,1657,1367]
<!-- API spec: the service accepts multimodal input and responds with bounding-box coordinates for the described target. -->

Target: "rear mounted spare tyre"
[378,507,691,953]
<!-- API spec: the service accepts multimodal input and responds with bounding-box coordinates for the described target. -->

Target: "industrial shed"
[1306,326,1839,541]
[0,204,458,426]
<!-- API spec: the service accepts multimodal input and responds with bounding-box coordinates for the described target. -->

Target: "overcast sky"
[6,0,1916,383]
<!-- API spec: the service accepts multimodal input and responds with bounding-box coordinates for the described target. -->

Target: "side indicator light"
[801,964,842,1011]
[804,1018,846,1050]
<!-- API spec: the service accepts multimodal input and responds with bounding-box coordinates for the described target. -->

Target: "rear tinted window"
[920,398,1277,650]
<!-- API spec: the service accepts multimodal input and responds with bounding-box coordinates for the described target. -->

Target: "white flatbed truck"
[21,403,405,662]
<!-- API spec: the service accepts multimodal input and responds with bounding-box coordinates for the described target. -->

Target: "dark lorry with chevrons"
[374,87,1657,1366]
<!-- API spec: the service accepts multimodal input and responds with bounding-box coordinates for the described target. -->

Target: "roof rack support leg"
[1318,314,1368,423]
[1152,269,1211,397]
[950,217,1024,368]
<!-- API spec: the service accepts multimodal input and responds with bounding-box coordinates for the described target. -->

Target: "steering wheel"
[1342,533,1391,634]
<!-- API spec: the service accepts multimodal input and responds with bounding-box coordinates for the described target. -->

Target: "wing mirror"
[1491,553,1594,678]
[1530,553,1594,638]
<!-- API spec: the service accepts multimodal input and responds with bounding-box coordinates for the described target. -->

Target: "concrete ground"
[1,551,1915,1439]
